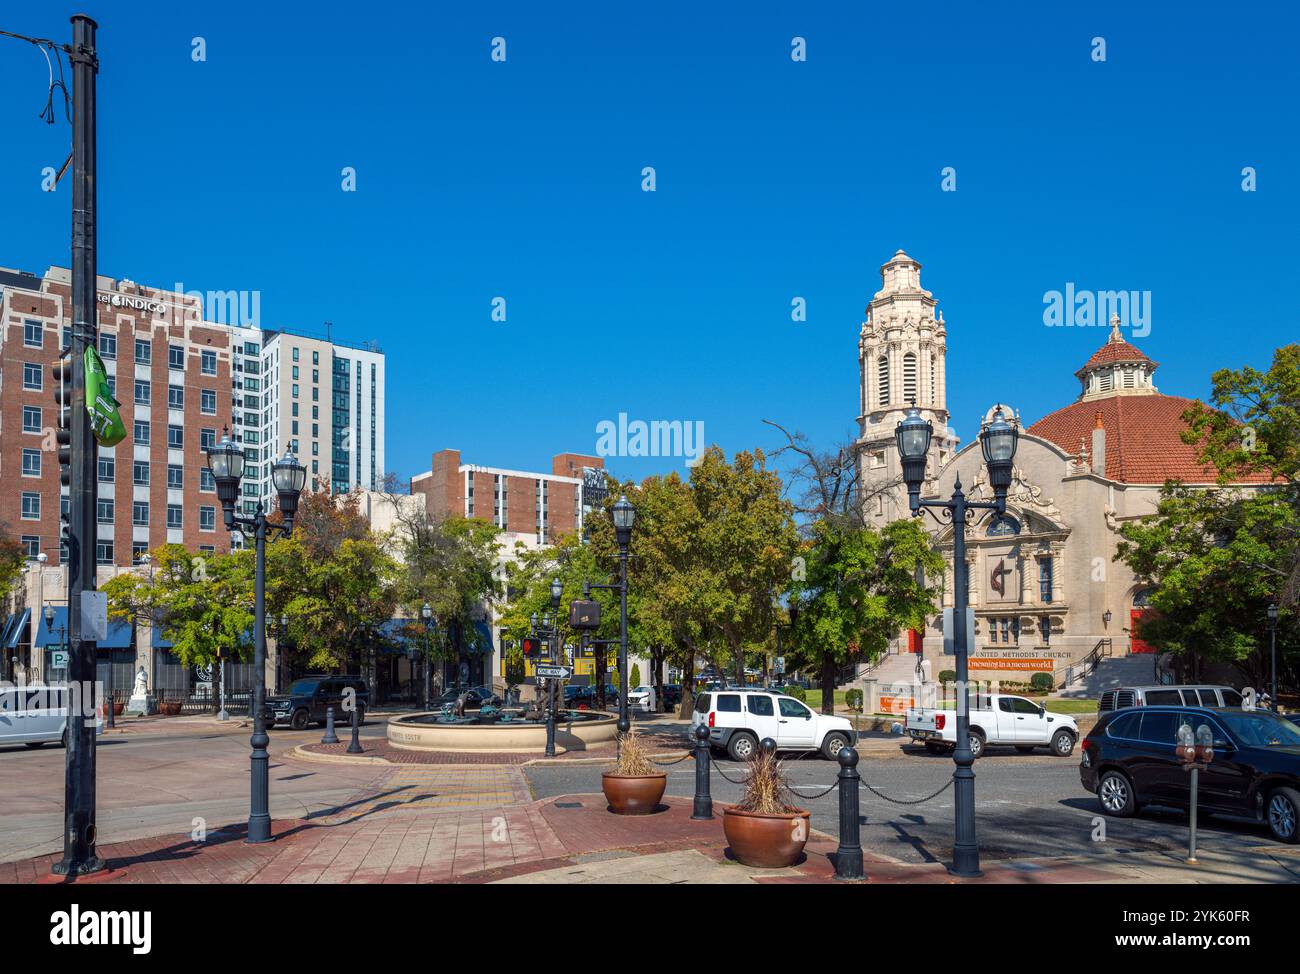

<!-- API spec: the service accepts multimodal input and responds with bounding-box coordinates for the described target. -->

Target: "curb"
[286,743,693,769]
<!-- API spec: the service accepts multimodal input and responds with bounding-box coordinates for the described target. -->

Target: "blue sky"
[1,1,1295,490]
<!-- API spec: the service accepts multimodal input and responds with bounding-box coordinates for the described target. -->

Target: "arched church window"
[878,356,890,406]
[903,353,917,404]
[1132,587,1155,608]
[987,514,1021,536]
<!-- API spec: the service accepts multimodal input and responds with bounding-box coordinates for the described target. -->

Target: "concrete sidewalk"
[12,792,1297,885]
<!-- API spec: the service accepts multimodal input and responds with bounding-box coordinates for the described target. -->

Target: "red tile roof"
[1074,337,1155,379]
[1027,394,1272,485]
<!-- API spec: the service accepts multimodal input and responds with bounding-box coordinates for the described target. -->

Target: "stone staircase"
[1057,653,1156,698]
[860,651,924,688]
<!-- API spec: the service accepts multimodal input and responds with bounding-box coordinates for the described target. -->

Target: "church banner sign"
[969,657,1054,671]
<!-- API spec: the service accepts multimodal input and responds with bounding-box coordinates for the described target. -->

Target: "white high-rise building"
[256,331,385,502]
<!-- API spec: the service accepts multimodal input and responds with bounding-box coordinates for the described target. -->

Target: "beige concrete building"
[857,254,1271,692]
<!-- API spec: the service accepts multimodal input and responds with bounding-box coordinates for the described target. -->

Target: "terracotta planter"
[723,807,811,868]
[111,701,124,716]
[159,701,182,717]
[601,772,667,815]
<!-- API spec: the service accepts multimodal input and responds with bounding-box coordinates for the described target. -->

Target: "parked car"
[0,685,103,748]
[692,689,855,761]
[1098,685,1245,714]
[905,694,1079,759]
[434,685,502,709]
[265,676,369,730]
[627,685,657,713]
[1081,704,1300,843]
[661,684,683,709]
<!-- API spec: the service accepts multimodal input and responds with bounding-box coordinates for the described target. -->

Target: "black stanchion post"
[346,704,363,754]
[321,705,339,745]
[834,746,864,881]
[691,723,712,820]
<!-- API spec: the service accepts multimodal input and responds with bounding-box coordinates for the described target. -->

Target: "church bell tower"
[857,250,959,525]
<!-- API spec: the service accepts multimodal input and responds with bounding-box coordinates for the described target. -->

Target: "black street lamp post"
[896,404,1018,878]
[544,577,563,758]
[611,496,636,735]
[421,602,433,709]
[205,433,305,844]
[1268,602,1280,712]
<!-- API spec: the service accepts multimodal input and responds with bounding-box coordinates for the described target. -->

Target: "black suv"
[1080,705,1300,843]
[265,676,368,730]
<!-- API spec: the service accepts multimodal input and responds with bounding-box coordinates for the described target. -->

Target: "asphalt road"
[524,743,1287,867]
[0,717,390,864]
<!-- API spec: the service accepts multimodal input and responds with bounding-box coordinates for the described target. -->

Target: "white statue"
[127,665,152,716]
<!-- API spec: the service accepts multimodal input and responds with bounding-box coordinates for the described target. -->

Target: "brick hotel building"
[1,265,386,569]
[0,267,236,570]
[0,265,385,683]
[410,449,606,687]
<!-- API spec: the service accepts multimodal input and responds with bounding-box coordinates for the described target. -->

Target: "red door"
[906,629,923,654]
[1130,609,1155,654]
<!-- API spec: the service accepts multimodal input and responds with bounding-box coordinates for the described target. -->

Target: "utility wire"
[0,25,73,125]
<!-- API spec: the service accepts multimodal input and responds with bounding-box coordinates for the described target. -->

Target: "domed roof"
[1027,395,1273,485]
[1074,315,1157,380]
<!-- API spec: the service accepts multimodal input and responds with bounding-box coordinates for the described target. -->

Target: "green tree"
[789,517,942,713]
[1116,486,1298,687]
[500,530,619,706]
[596,472,713,716]
[103,544,255,712]
[381,481,502,687]
[1182,344,1300,486]
[1116,345,1300,687]
[272,535,400,673]
[689,446,799,685]
[0,534,26,608]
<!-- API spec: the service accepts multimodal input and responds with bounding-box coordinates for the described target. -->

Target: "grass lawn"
[930,697,1097,714]
[803,690,847,709]
[1044,699,1098,714]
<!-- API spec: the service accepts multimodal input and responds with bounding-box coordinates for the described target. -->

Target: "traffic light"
[521,636,542,659]
[51,353,73,486]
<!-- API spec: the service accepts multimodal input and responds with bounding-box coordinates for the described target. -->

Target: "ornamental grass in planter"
[723,747,810,868]
[601,727,666,815]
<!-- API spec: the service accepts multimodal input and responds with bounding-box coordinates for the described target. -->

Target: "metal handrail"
[1055,637,1112,687]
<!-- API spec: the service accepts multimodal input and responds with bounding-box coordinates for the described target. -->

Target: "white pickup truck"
[904,694,1079,759]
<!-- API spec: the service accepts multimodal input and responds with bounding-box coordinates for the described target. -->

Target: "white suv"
[692,689,855,761]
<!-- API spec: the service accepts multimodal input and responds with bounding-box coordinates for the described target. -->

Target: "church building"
[856,250,1269,689]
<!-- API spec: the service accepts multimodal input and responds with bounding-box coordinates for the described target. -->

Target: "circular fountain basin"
[387,709,619,753]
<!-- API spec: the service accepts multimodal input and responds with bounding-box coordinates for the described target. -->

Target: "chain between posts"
[859,775,954,806]
[648,751,692,767]
[704,750,954,806]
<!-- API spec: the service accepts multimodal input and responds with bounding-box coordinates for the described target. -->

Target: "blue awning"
[3,609,29,649]
[375,618,419,655]
[34,606,133,649]
[471,621,495,656]
[0,614,14,648]
[152,625,174,649]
